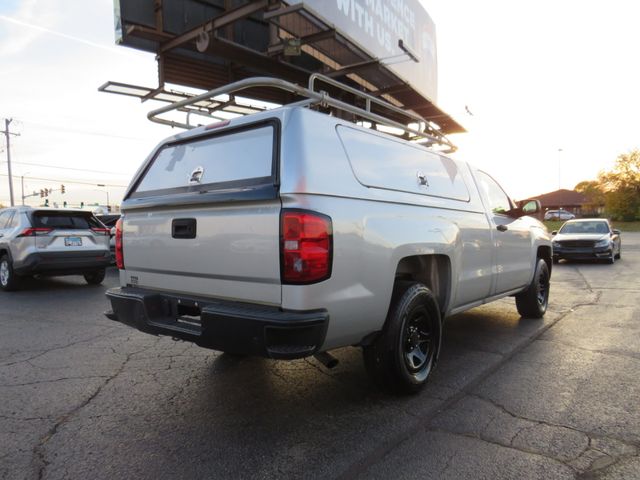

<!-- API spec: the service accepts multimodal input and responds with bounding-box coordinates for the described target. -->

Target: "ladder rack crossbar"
[146,74,456,151]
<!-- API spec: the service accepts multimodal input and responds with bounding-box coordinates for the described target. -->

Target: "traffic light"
[80,202,84,208]
[44,199,49,207]
[63,201,67,208]
[60,184,65,194]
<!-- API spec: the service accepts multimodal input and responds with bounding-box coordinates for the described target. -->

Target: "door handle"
[172,218,197,239]
[496,224,508,232]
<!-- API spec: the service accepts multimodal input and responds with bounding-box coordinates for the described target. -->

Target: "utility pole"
[1,118,20,206]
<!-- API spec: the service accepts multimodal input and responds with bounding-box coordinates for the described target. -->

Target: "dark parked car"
[552,219,621,264]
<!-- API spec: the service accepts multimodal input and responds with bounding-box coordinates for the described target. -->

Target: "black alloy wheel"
[402,306,435,382]
[516,258,550,318]
[363,283,442,394]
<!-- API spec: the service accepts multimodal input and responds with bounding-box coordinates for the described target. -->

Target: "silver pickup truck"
[106,76,552,393]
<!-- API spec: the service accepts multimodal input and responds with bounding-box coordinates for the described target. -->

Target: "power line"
[20,120,154,141]
[10,161,132,176]
[0,173,127,188]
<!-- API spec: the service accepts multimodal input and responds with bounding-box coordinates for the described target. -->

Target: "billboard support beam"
[160,0,270,53]
[267,29,336,56]
[326,59,380,79]
[198,35,309,84]
[262,3,304,20]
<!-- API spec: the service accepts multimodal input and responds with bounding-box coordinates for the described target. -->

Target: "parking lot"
[1,233,639,480]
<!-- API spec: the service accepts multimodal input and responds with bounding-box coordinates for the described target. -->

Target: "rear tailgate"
[120,120,282,305]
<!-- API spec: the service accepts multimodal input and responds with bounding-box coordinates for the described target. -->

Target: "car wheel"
[607,251,615,264]
[615,246,621,260]
[363,283,441,394]
[0,255,21,292]
[84,269,106,285]
[515,258,550,318]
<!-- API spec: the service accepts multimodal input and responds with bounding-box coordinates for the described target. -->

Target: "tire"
[515,258,550,319]
[607,251,615,264]
[84,269,106,285]
[615,246,621,260]
[0,255,21,292]
[363,283,442,394]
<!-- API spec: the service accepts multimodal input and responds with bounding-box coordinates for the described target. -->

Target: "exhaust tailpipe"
[314,351,339,369]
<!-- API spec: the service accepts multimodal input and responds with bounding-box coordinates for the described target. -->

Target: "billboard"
[288,0,438,102]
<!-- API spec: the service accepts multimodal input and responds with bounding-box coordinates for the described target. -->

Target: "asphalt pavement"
[1,234,639,479]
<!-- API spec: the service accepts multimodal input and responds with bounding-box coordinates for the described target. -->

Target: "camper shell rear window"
[130,120,279,199]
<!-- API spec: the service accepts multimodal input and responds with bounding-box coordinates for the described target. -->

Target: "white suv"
[544,209,575,221]
[0,206,111,291]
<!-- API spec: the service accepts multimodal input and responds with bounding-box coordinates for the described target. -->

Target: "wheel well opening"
[394,255,451,313]
[537,245,552,274]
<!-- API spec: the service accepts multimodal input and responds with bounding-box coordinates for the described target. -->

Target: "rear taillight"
[115,218,124,270]
[280,210,332,284]
[18,227,52,237]
[91,227,110,236]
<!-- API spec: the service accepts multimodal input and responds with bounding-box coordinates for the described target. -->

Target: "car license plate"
[64,237,82,247]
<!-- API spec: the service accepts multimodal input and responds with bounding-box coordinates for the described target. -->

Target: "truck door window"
[476,171,511,215]
[337,126,470,201]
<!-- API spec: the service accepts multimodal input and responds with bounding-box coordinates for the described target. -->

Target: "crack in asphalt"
[0,414,50,422]
[534,337,640,362]
[576,451,640,479]
[467,394,596,465]
[0,375,111,388]
[0,331,120,368]
[469,388,639,449]
[436,451,456,478]
[429,427,578,470]
[572,266,594,292]
[30,341,159,480]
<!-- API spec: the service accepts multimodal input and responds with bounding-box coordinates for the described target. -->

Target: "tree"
[574,180,605,215]
[598,149,640,221]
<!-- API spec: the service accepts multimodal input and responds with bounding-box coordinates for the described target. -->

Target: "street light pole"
[96,184,110,210]
[557,148,563,190]
[20,173,30,205]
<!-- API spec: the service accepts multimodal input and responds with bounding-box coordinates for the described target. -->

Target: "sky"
[1,0,639,208]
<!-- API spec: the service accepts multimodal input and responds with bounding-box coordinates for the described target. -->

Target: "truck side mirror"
[520,199,541,214]
[512,199,541,217]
